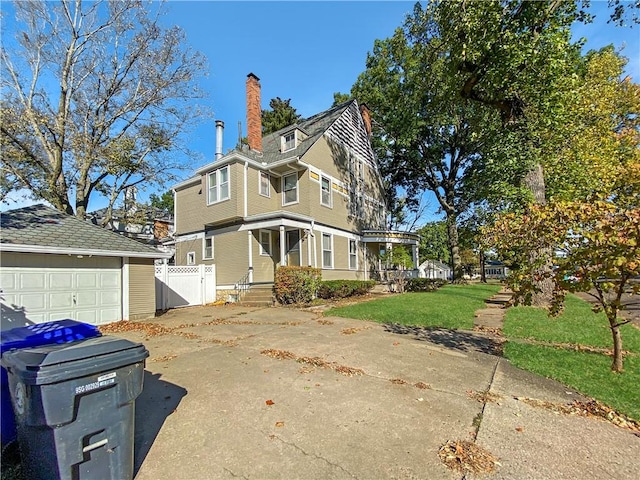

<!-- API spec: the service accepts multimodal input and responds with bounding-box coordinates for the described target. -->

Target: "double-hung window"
[259,230,271,256]
[321,175,332,207]
[283,173,298,205]
[349,239,357,270]
[322,233,333,269]
[259,171,270,197]
[204,237,213,259]
[208,166,230,204]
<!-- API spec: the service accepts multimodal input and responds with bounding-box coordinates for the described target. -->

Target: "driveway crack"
[269,434,358,479]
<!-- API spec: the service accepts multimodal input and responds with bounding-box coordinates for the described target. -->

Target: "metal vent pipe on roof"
[215,120,224,160]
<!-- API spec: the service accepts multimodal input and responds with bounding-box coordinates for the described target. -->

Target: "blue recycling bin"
[1,320,101,447]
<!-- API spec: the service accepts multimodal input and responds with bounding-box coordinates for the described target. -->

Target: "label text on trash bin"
[75,372,116,395]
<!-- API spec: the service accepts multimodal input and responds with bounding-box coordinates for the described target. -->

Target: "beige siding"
[175,237,204,266]
[313,232,367,281]
[301,137,385,232]
[175,163,242,234]
[213,230,250,285]
[251,229,277,282]
[246,168,279,216]
[128,258,155,320]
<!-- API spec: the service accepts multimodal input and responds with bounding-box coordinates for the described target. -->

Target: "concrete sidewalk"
[107,304,639,480]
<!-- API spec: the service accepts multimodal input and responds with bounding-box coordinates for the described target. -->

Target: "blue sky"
[2,1,638,215]
[167,0,639,163]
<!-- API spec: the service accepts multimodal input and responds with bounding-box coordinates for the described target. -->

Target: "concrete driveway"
[105,304,640,480]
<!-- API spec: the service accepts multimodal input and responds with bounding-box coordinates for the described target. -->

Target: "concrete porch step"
[237,285,274,307]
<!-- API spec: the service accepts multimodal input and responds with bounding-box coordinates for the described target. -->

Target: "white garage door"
[1,254,122,326]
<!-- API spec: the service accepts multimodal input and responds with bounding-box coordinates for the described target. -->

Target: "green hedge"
[274,266,321,304]
[405,278,447,292]
[317,280,376,299]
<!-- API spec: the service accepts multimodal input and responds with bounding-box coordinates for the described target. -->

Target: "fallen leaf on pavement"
[438,440,500,475]
[275,421,284,428]
[266,400,274,406]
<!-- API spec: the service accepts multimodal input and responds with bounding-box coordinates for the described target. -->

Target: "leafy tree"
[429,0,592,304]
[352,8,494,280]
[261,97,301,135]
[484,46,640,372]
[0,0,207,219]
[332,92,352,106]
[545,47,640,204]
[417,221,450,264]
[486,200,640,373]
[149,190,174,212]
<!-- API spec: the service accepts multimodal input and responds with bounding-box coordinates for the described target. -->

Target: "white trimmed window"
[321,175,332,207]
[322,233,333,269]
[283,173,298,205]
[207,166,230,204]
[187,251,196,265]
[282,131,296,152]
[259,230,271,256]
[349,239,357,270]
[203,237,213,259]
[259,171,270,197]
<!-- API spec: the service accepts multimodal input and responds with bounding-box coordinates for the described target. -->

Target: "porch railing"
[233,268,252,303]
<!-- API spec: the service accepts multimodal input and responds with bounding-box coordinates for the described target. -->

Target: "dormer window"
[282,131,296,152]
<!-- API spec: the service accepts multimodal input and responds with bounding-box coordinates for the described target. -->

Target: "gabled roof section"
[240,100,356,165]
[325,101,377,170]
[0,204,170,258]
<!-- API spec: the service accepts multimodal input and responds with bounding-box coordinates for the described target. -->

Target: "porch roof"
[361,230,420,245]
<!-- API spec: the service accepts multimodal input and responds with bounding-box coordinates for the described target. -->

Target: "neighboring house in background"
[483,260,509,279]
[0,204,171,329]
[89,205,175,263]
[418,259,452,280]
[173,73,419,299]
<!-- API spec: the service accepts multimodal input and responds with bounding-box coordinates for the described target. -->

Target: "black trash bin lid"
[1,336,148,385]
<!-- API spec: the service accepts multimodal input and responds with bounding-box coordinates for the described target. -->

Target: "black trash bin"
[1,320,102,449]
[1,335,148,480]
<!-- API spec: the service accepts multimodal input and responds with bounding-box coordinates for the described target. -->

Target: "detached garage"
[0,204,171,330]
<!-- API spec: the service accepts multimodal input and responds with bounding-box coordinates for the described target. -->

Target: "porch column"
[280,226,286,266]
[247,230,254,283]
[412,244,419,269]
[306,229,312,266]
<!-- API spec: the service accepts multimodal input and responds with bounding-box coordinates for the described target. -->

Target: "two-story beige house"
[173,73,419,299]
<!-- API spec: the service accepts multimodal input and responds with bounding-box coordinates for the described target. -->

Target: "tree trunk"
[522,162,554,308]
[446,212,462,282]
[609,319,624,373]
[479,250,487,283]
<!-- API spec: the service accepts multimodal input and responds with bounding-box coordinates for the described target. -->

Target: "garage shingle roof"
[0,204,166,258]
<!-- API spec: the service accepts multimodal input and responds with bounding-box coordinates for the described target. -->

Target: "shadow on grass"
[383,323,504,356]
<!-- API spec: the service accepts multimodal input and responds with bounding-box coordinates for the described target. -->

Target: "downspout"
[311,220,317,268]
[244,161,248,217]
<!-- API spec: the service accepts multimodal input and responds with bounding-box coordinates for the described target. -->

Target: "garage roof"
[0,204,171,259]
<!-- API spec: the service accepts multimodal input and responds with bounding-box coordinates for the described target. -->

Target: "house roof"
[174,101,357,189]
[90,206,174,223]
[0,204,171,259]
[248,101,352,165]
[419,259,451,271]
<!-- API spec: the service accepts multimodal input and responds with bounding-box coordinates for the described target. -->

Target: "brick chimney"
[360,103,372,137]
[246,73,262,152]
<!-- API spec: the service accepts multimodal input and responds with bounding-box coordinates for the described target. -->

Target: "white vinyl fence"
[155,264,216,310]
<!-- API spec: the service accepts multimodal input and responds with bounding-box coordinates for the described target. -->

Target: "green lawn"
[325,283,502,329]
[504,294,640,420]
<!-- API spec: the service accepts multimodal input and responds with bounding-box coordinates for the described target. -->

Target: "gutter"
[0,244,172,260]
